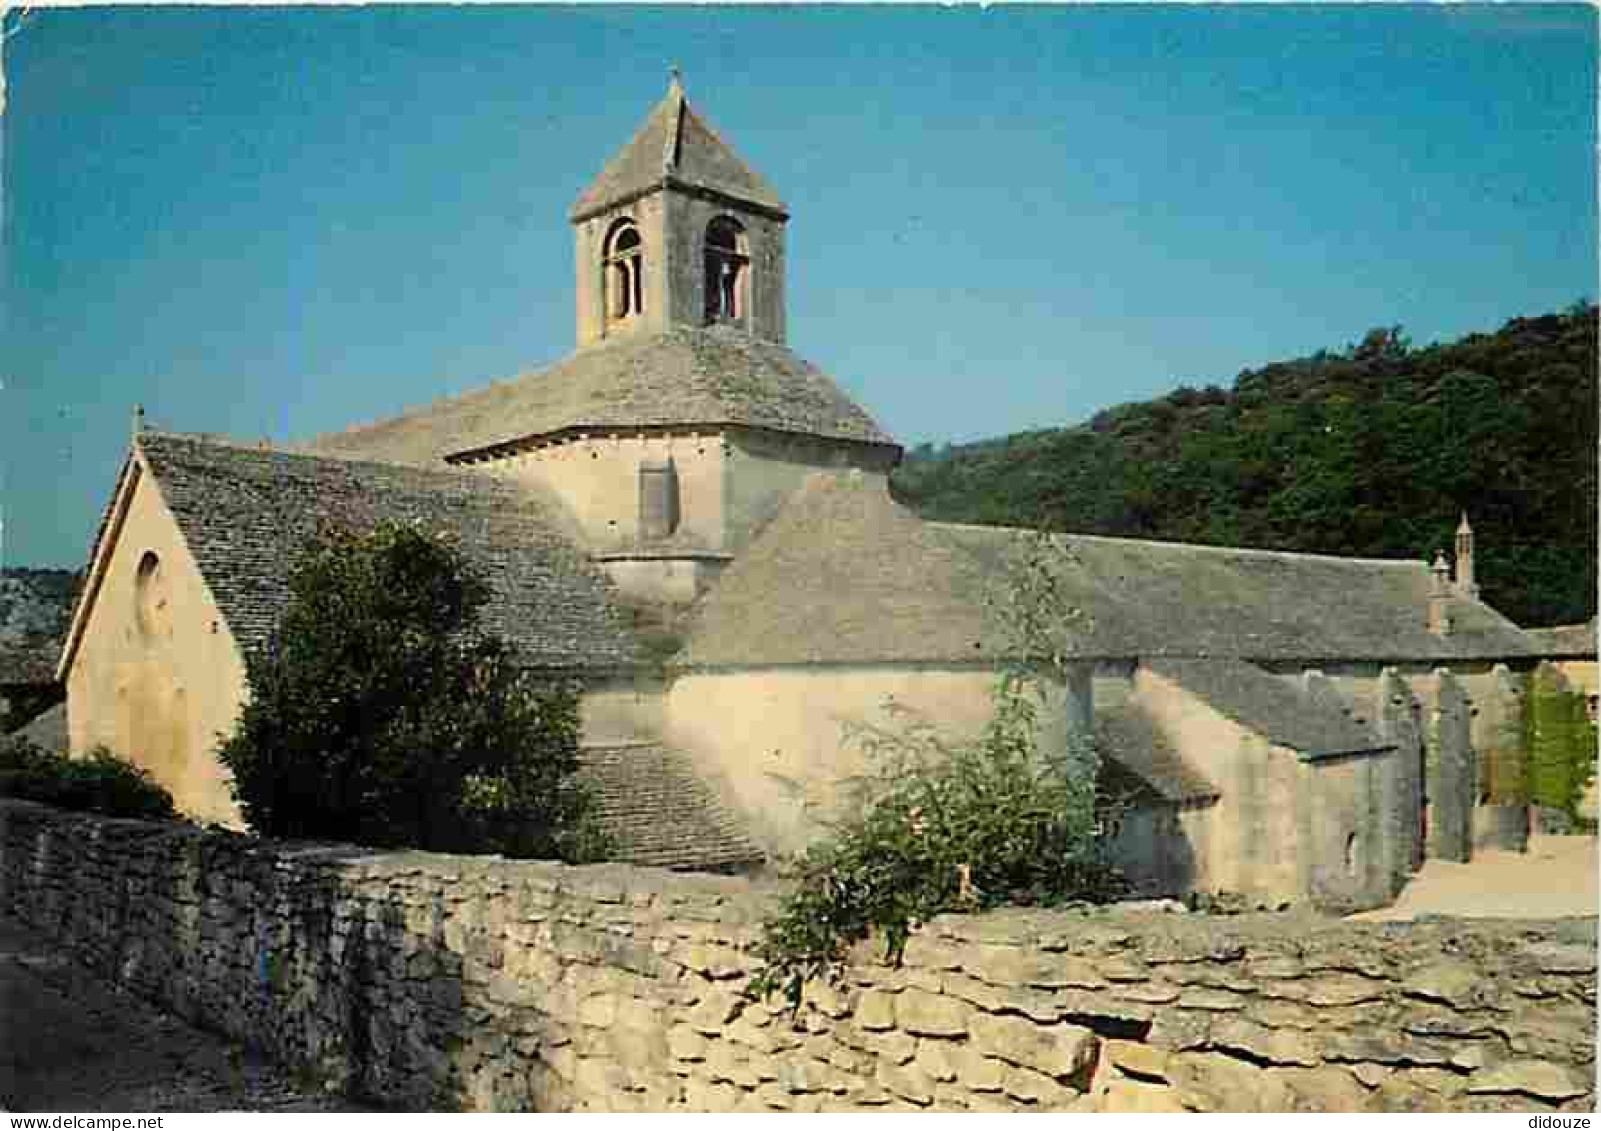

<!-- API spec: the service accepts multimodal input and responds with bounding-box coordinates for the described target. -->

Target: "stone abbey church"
[59,78,1551,911]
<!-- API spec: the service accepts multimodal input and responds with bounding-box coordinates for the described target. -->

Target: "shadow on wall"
[8,809,497,1110]
[1104,802,1199,900]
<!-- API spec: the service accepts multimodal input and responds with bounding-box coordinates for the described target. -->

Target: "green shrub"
[746,531,1122,1008]
[217,520,607,861]
[0,738,179,821]
[1527,666,1598,820]
[747,671,1126,1008]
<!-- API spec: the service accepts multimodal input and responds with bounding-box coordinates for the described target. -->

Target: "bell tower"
[570,72,789,347]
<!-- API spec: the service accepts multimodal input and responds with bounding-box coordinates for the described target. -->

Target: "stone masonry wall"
[1,799,1594,1113]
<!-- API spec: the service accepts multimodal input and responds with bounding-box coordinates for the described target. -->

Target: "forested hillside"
[892,306,1597,628]
[0,567,77,731]
[0,569,75,654]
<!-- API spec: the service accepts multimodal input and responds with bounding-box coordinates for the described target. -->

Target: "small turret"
[1428,550,1453,636]
[1454,512,1478,599]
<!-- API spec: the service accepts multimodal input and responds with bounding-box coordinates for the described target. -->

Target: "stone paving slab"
[1349,834,1599,922]
[0,915,368,1113]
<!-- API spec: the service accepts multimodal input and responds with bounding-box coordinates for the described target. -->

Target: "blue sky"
[4,4,1596,569]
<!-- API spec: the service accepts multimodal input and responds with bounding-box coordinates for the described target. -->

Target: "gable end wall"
[65,466,248,827]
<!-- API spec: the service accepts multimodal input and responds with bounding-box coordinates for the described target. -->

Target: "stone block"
[752,1081,793,1109]
[1118,980,1182,1004]
[823,1040,875,1076]
[682,987,742,1033]
[1167,1051,1291,1113]
[681,1077,739,1111]
[801,978,853,1018]
[1209,1017,1319,1067]
[1243,996,1317,1030]
[939,972,1006,1011]
[1325,1032,1457,1067]
[1148,1008,1211,1050]
[1467,1059,1589,1101]
[893,987,971,1037]
[1349,1062,1389,1089]
[1269,1066,1370,1112]
[1404,959,1489,1008]
[931,1081,972,1110]
[1522,942,1598,974]
[775,1057,840,1095]
[573,1056,631,1097]
[853,988,896,1031]
[1401,1005,1497,1039]
[875,1060,936,1105]
[669,941,747,979]
[848,1026,917,1065]
[704,1041,760,1088]
[1285,972,1389,1006]
[1245,954,1303,979]
[1097,1078,1188,1113]
[898,933,963,971]
[1103,1038,1169,1080]
[1002,1063,1077,1106]
[1098,953,1149,981]
[912,1038,959,1082]
[995,985,1067,1022]
[1177,987,1247,1011]
[725,1016,800,1055]
[576,992,617,1028]
[964,1092,1020,1112]
[1372,1074,1453,1113]
[667,1025,707,1063]
[969,1013,1097,1080]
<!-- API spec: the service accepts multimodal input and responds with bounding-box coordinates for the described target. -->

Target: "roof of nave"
[131,431,642,671]
[678,471,1538,668]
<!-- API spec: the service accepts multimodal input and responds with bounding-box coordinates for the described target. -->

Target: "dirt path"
[0,915,368,1113]
[1350,834,1599,922]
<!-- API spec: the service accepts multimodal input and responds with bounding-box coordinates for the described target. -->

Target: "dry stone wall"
[0,798,1593,1113]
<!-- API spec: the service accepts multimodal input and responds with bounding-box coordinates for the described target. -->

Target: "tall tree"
[218,520,604,860]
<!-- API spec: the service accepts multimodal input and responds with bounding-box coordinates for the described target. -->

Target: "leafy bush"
[747,672,1126,1008]
[1527,666,1598,822]
[217,520,606,860]
[0,738,179,821]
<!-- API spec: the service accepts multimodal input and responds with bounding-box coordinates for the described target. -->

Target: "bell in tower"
[570,72,789,347]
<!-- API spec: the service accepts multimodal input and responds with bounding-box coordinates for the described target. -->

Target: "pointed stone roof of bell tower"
[570,71,786,222]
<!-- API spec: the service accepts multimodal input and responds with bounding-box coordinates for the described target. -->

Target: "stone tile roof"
[302,325,897,465]
[1525,620,1597,659]
[679,472,1537,667]
[1145,658,1389,761]
[1095,702,1219,804]
[677,471,1008,667]
[134,432,641,672]
[578,742,763,872]
[9,701,67,753]
[570,78,785,221]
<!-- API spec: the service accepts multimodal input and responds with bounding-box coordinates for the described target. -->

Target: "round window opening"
[135,551,170,640]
